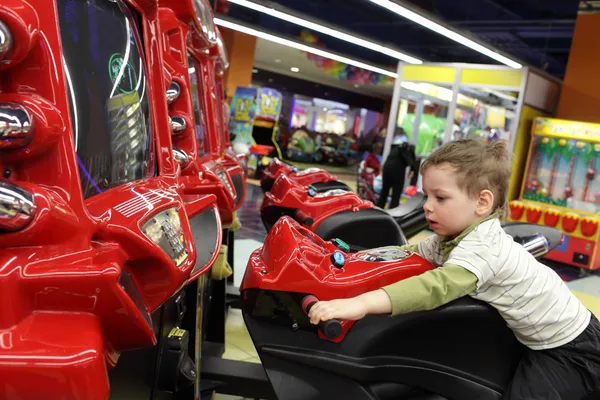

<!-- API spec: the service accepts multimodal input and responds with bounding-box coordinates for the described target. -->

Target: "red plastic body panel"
[0,0,226,398]
[158,2,245,220]
[261,159,340,189]
[241,217,434,342]
[262,174,374,230]
[0,313,110,400]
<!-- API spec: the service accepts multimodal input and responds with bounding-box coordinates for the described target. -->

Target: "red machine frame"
[0,0,239,398]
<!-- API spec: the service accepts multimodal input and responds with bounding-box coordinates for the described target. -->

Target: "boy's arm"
[308,264,477,324]
[381,264,477,316]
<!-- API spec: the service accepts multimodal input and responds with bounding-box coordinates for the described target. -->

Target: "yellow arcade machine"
[509,117,600,270]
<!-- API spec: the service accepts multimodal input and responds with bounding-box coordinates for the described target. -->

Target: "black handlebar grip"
[301,295,342,340]
[293,209,314,227]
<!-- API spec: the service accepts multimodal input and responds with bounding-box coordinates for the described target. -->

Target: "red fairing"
[240,217,434,342]
[0,0,222,398]
[262,174,374,230]
[262,159,340,188]
[158,1,244,220]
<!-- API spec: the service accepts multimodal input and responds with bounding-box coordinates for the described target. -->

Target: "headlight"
[142,208,188,266]
[216,169,236,199]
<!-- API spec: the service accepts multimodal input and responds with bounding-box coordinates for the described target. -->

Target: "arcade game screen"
[524,135,600,213]
[188,55,207,157]
[57,0,155,198]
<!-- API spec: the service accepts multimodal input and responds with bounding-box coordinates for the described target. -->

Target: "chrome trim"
[166,81,181,105]
[0,103,34,149]
[0,181,36,232]
[0,20,13,60]
[170,116,186,135]
[216,32,229,70]
[173,147,190,169]
[522,233,550,259]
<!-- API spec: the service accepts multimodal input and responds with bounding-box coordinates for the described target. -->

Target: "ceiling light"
[275,59,281,63]
[290,67,299,72]
[227,0,422,64]
[366,0,522,69]
[215,18,398,78]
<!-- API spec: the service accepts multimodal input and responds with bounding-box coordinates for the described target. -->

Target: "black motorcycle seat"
[386,193,426,219]
[314,208,407,249]
[309,181,351,193]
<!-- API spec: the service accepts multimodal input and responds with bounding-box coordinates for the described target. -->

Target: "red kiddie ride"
[239,218,567,400]
[260,158,350,194]
[261,174,407,250]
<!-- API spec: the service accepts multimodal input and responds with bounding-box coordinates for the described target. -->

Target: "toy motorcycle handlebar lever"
[514,233,550,258]
[301,295,342,340]
[293,209,314,227]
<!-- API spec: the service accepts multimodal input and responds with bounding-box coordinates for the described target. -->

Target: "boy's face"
[422,164,480,238]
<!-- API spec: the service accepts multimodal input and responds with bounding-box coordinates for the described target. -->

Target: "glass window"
[57,0,155,198]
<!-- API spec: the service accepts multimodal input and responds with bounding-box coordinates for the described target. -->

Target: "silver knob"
[0,20,13,61]
[170,116,186,135]
[0,181,36,232]
[172,147,190,169]
[166,81,181,105]
[0,103,34,149]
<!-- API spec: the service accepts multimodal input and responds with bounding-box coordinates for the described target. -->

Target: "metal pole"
[443,67,462,143]
[383,61,405,162]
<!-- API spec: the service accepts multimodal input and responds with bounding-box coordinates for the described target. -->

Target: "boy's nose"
[423,199,434,214]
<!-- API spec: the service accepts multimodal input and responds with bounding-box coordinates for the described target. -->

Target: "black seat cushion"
[314,208,407,249]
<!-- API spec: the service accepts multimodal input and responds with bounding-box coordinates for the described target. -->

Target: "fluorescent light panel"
[227,0,422,65]
[214,18,398,78]
[367,0,522,69]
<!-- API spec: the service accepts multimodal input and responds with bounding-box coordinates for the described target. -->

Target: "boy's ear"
[476,189,495,216]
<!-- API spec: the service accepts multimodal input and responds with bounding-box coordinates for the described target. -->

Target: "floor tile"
[571,290,600,318]
[232,239,263,288]
[566,276,600,298]
[221,342,254,361]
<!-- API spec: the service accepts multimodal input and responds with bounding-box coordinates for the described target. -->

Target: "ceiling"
[216,0,580,79]
[252,38,395,99]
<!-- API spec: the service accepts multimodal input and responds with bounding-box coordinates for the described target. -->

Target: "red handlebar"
[301,295,342,340]
[293,209,314,227]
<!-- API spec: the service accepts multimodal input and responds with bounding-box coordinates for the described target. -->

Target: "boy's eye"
[436,196,446,201]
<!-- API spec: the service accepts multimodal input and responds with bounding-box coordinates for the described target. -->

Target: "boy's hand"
[308,298,368,325]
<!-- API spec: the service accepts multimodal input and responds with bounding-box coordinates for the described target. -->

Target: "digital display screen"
[57,0,156,198]
[188,55,207,157]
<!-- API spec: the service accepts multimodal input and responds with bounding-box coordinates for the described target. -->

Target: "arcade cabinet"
[509,117,600,271]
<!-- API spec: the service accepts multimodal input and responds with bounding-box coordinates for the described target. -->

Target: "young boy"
[309,139,600,399]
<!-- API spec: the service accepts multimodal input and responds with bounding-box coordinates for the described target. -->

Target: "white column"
[383,62,405,162]
[443,67,463,143]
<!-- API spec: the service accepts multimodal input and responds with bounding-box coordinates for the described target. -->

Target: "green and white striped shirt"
[417,217,591,350]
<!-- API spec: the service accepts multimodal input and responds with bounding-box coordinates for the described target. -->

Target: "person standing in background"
[376,131,417,209]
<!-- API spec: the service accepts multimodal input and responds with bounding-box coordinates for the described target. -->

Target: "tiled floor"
[214,167,600,398]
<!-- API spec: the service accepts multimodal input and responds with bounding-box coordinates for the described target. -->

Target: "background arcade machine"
[0,1,222,399]
[229,86,283,179]
[509,117,600,273]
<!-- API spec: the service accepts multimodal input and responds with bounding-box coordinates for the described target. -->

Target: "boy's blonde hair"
[422,139,512,219]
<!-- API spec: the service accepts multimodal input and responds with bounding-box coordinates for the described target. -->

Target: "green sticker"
[108,53,137,94]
